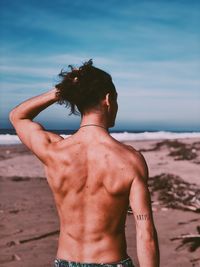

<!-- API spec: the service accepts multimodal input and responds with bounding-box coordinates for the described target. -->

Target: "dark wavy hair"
[55,59,117,115]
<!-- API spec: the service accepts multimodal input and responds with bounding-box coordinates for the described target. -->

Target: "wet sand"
[0,138,200,267]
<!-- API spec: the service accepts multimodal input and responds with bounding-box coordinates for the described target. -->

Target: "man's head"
[55,59,118,128]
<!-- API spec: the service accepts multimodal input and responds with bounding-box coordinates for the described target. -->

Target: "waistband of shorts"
[54,256,133,266]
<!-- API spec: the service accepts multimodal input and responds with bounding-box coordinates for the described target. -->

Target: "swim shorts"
[54,256,135,267]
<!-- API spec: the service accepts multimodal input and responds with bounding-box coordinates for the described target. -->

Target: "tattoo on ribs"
[136,214,150,220]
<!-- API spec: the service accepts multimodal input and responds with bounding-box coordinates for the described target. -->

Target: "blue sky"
[0,0,200,131]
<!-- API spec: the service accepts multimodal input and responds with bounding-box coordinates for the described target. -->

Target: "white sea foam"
[110,131,200,142]
[0,131,200,145]
[0,134,23,145]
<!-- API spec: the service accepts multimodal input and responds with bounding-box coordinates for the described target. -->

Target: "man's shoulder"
[122,144,149,180]
[110,139,140,159]
[120,142,138,156]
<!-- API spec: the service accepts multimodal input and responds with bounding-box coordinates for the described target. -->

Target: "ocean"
[0,129,200,145]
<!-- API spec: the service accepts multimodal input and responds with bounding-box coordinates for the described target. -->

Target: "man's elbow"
[9,109,19,124]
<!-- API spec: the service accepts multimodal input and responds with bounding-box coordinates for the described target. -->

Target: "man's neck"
[80,113,109,130]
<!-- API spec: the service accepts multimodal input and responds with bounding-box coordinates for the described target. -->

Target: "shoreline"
[1,131,200,145]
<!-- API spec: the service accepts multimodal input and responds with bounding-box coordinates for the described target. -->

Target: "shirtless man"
[9,60,160,267]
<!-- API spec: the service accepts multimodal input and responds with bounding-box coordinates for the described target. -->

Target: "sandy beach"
[0,137,200,267]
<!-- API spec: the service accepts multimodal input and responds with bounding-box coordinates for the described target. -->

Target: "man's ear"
[105,93,111,106]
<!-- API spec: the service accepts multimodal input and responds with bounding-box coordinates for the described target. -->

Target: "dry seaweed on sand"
[168,142,198,161]
[170,226,200,252]
[139,139,185,152]
[148,173,200,213]
[127,173,200,214]
[139,140,200,161]
[6,229,60,247]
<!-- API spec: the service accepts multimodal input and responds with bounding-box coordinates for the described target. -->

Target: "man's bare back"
[9,60,160,266]
[45,129,139,263]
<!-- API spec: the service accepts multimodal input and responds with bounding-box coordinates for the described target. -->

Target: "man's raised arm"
[9,88,63,164]
[129,152,160,267]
